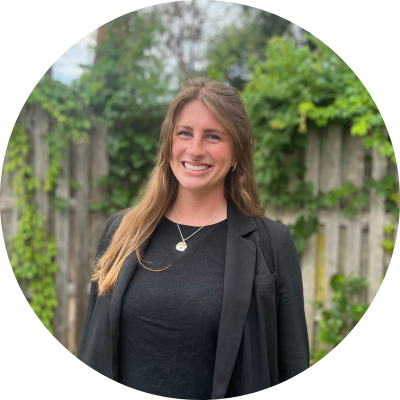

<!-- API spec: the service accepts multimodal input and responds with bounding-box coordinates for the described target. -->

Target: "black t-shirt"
[118,216,227,399]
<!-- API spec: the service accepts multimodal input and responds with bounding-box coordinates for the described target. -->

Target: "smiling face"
[170,100,237,196]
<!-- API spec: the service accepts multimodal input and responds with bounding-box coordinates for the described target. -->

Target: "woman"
[77,77,309,399]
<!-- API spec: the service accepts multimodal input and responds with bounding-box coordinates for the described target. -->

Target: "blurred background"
[1,0,398,365]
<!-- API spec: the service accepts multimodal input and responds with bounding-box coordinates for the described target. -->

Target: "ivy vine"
[6,76,91,333]
[242,35,399,253]
[5,124,58,333]
[311,273,370,364]
[26,76,91,196]
[5,28,398,337]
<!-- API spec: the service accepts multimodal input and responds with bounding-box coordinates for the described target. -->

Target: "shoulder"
[99,208,131,244]
[253,215,287,236]
[253,215,290,252]
[108,206,138,226]
[95,209,132,259]
[106,209,128,229]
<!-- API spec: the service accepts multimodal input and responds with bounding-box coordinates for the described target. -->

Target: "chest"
[120,217,227,331]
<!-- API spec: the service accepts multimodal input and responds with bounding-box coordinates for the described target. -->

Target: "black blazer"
[77,199,309,398]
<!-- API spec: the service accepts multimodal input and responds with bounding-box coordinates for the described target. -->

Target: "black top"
[118,216,227,399]
[78,200,310,398]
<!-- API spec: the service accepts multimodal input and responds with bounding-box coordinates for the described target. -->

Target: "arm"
[277,224,310,381]
[76,212,122,360]
[76,280,98,360]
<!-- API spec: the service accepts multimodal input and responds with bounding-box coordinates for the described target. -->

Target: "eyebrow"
[175,125,227,136]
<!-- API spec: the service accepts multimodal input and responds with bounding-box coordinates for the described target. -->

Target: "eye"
[177,131,192,137]
[207,134,221,141]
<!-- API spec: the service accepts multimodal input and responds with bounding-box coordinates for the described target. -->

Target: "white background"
[1,1,399,398]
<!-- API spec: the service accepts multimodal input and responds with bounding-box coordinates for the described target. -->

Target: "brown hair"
[93,77,264,295]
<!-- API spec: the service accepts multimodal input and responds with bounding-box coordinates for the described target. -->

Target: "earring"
[231,162,237,172]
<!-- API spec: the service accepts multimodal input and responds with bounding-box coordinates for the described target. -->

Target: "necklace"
[172,201,227,251]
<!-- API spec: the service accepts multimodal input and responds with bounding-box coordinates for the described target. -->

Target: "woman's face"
[170,100,237,195]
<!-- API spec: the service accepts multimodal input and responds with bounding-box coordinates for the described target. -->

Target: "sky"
[52,31,97,85]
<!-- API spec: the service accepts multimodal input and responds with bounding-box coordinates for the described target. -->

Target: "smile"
[181,162,212,173]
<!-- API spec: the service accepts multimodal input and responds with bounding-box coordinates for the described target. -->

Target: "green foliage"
[381,238,395,256]
[206,7,290,89]
[207,20,265,89]
[363,129,396,162]
[6,76,91,333]
[243,34,393,206]
[5,124,58,333]
[6,12,169,333]
[27,76,91,143]
[242,35,398,252]
[27,76,91,195]
[382,223,396,257]
[8,12,398,342]
[318,180,369,217]
[68,178,80,191]
[242,37,315,209]
[288,212,318,254]
[312,273,370,363]
[78,11,168,213]
[364,175,400,218]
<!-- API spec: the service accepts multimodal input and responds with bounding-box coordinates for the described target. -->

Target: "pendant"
[176,241,187,251]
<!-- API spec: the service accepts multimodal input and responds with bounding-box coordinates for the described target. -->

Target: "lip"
[181,161,213,175]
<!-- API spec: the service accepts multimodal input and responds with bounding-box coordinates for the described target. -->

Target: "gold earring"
[231,162,237,172]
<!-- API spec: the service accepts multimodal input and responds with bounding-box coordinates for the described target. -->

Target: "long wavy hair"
[93,77,264,296]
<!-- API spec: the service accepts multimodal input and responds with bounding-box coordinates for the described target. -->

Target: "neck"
[167,185,227,226]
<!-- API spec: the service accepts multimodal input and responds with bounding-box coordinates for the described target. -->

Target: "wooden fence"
[265,126,398,349]
[1,104,109,352]
[1,107,398,354]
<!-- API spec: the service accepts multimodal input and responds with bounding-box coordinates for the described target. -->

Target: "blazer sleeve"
[76,212,121,360]
[277,224,310,382]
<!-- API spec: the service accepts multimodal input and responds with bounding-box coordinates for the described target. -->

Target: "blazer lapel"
[212,200,257,399]
[109,236,152,380]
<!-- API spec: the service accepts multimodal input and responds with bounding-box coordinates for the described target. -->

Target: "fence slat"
[29,104,50,227]
[88,116,109,282]
[301,128,321,348]
[54,142,71,346]
[74,141,91,350]
[319,127,342,307]
[343,132,365,276]
[304,129,320,196]
[301,233,317,350]
[367,148,388,302]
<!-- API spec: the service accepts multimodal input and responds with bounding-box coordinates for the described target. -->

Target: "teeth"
[184,162,210,171]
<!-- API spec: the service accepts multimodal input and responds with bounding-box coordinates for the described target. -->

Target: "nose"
[186,135,206,159]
